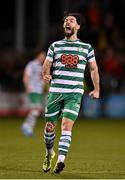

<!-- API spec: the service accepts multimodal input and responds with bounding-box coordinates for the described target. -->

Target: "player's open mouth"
[65,26,71,33]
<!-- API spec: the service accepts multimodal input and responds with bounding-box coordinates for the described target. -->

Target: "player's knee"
[61,118,74,131]
[45,122,56,132]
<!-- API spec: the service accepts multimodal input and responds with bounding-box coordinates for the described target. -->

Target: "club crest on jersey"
[78,47,83,52]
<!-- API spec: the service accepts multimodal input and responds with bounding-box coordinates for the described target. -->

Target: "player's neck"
[65,34,78,41]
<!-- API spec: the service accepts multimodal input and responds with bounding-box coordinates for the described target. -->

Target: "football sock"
[58,130,72,162]
[24,110,39,129]
[44,129,55,156]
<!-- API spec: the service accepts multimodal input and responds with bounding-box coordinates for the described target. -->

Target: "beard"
[64,28,75,38]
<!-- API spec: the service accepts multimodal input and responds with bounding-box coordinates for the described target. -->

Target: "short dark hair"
[63,12,86,28]
[33,45,45,58]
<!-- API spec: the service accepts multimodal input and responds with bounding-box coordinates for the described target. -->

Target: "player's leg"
[54,117,74,173]
[21,93,43,136]
[43,121,56,172]
[54,93,82,173]
[42,93,63,172]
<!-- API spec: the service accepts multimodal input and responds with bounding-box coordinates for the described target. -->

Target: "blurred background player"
[21,49,46,137]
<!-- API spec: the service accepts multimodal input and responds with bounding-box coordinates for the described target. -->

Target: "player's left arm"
[88,60,100,99]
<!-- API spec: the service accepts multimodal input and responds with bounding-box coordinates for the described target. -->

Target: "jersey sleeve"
[46,43,55,62]
[86,45,96,62]
[24,63,31,75]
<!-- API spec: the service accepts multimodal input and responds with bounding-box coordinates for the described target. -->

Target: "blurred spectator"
[0,50,24,92]
[101,47,124,93]
[86,0,102,29]
[97,31,108,51]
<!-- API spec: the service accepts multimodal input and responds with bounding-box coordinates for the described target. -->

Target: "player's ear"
[77,24,80,30]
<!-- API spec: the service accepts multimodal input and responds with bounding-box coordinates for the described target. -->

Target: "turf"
[0,117,125,179]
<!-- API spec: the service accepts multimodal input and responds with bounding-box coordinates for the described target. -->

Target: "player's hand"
[89,89,100,99]
[43,75,52,84]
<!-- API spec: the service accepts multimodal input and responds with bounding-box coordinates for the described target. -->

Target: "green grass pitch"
[0,117,125,179]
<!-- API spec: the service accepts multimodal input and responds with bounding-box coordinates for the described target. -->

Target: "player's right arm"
[42,43,55,84]
[42,58,52,84]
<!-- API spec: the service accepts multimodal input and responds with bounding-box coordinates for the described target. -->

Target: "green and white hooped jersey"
[47,39,96,95]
